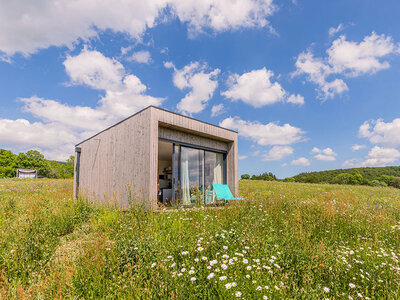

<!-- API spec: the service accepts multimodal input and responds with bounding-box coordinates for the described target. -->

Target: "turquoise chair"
[212,184,243,202]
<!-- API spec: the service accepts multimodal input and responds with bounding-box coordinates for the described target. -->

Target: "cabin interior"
[157,139,226,207]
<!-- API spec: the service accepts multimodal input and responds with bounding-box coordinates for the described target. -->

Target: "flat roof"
[76,105,237,147]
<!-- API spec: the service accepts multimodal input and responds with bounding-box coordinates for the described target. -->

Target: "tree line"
[0,149,74,178]
[241,166,400,189]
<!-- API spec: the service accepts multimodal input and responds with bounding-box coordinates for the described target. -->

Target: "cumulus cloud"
[211,104,224,117]
[219,116,305,146]
[361,146,400,167]
[359,118,400,147]
[293,32,398,99]
[291,157,310,166]
[345,146,400,168]
[128,50,152,64]
[312,147,337,161]
[222,68,304,107]
[1,49,164,160]
[261,146,293,161]
[352,144,366,151]
[287,94,305,105]
[239,155,248,160]
[0,0,277,57]
[165,61,220,115]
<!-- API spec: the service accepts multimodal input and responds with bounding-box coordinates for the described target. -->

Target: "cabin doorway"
[157,140,173,206]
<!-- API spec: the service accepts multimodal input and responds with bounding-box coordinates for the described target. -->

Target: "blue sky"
[1,0,400,178]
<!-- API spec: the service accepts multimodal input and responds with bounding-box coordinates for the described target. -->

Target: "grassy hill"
[287,166,400,187]
[0,179,399,298]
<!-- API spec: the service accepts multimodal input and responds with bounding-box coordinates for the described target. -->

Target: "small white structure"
[16,169,38,179]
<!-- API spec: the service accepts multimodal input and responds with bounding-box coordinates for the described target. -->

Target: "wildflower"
[323,287,330,293]
[202,256,208,261]
[221,263,228,270]
[349,283,356,289]
[207,266,211,269]
[252,280,257,284]
[170,263,176,268]
[210,259,218,266]
[223,245,228,250]
[256,286,262,291]
[235,291,242,297]
[274,285,280,290]
[207,273,215,279]
[182,251,189,255]
[264,286,269,289]
[232,282,237,287]
[263,296,268,300]
[215,268,220,272]
[247,266,252,271]
[177,273,183,276]
[194,258,199,262]
[225,283,232,289]
[246,274,250,278]
[151,263,156,268]
[243,259,248,264]
[197,247,204,252]
[190,277,196,282]
[219,276,227,281]
[189,270,195,274]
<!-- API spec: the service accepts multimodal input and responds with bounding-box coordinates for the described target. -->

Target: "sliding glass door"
[172,143,225,206]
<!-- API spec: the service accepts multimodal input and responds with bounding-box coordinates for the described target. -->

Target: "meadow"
[0,179,399,299]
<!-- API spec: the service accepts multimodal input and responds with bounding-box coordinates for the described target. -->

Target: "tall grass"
[0,179,399,299]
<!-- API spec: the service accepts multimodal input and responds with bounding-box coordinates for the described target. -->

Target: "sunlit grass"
[0,179,399,298]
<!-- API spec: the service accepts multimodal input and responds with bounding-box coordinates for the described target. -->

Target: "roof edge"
[75,105,237,147]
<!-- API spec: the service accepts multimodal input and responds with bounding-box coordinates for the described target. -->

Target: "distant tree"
[0,149,17,177]
[64,156,75,178]
[241,174,250,180]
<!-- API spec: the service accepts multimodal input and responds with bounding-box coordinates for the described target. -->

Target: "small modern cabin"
[74,106,238,209]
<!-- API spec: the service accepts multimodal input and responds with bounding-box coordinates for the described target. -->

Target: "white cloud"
[361,146,400,167]
[287,94,304,105]
[128,50,152,64]
[329,24,344,37]
[211,104,224,117]
[312,147,337,161]
[65,49,164,121]
[343,146,400,168]
[239,155,248,160]
[0,0,277,57]
[261,146,293,161]
[222,68,285,107]
[293,50,348,99]
[165,61,220,115]
[1,49,164,160]
[20,96,107,131]
[327,32,396,76]
[291,157,310,166]
[171,0,276,37]
[293,32,398,99]
[359,118,400,147]
[219,117,305,146]
[221,68,303,107]
[351,144,366,151]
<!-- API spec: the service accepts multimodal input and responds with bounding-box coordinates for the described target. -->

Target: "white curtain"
[213,153,223,184]
[181,149,191,205]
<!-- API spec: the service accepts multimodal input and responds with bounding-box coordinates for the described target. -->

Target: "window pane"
[180,147,204,205]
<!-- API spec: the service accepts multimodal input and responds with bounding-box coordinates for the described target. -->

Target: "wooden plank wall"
[76,109,152,208]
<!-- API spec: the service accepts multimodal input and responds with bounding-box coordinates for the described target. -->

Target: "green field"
[0,179,399,299]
